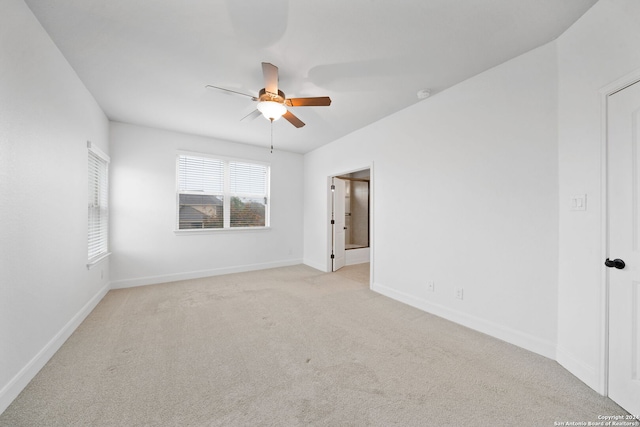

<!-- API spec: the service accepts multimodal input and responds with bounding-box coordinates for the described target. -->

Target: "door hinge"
[331,184,335,191]
[331,219,335,225]
[331,253,335,259]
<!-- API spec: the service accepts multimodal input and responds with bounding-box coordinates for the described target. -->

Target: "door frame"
[327,163,374,287]
[599,68,640,396]
[331,176,346,272]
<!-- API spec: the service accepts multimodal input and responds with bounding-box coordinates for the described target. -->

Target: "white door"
[332,178,346,271]
[607,79,640,416]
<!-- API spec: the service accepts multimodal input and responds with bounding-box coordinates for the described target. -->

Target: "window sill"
[174,227,271,235]
[87,252,111,270]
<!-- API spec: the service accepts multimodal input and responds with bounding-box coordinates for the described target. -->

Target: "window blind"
[230,161,267,195]
[229,161,268,228]
[88,146,109,262]
[178,156,224,193]
[177,154,269,230]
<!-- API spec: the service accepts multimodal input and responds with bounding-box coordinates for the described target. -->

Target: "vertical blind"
[88,148,109,262]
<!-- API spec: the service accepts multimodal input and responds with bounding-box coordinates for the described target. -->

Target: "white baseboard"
[110,259,304,289]
[346,247,370,266]
[0,282,110,415]
[303,259,329,272]
[371,282,557,360]
[556,346,601,394]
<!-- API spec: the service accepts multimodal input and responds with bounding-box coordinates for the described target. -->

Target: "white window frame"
[175,152,270,233]
[87,141,110,268]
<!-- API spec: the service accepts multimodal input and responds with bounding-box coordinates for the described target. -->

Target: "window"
[87,142,110,266]
[177,154,269,230]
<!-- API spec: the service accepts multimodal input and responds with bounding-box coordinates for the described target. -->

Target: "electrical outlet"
[455,287,464,300]
[427,281,435,292]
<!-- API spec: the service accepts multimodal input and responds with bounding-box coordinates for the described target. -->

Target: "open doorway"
[331,169,370,272]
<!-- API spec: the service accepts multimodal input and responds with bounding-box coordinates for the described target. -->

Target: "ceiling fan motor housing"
[259,88,286,104]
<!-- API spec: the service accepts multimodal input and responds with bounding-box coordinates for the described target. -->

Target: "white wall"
[109,122,304,288]
[0,0,110,413]
[346,248,370,266]
[304,42,559,358]
[556,0,640,393]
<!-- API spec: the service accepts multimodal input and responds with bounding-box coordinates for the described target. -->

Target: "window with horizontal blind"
[88,142,110,266]
[177,154,269,230]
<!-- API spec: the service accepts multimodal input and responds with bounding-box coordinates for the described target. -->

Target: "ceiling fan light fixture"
[257,101,287,121]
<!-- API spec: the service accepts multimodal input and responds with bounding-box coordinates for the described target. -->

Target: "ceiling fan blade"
[282,110,305,128]
[285,97,332,107]
[241,109,262,122]
[262,62,279,95]
[205,85,258,101]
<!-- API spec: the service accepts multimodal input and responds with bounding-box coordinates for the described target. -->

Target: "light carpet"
[0,264,627,426]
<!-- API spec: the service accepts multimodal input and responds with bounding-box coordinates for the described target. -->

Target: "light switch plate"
[570,194,587,211]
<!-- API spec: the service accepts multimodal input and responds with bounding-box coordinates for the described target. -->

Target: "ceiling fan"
[206,62,331,128]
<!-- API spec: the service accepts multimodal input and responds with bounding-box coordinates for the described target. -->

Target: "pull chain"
[270,118,274,153]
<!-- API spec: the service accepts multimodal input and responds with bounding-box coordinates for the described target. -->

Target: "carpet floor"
[0,263,628,426]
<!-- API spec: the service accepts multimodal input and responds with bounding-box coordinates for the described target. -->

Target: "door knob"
[605,258,626,269]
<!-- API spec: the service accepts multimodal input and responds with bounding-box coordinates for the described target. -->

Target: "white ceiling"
[24,0,597,153]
